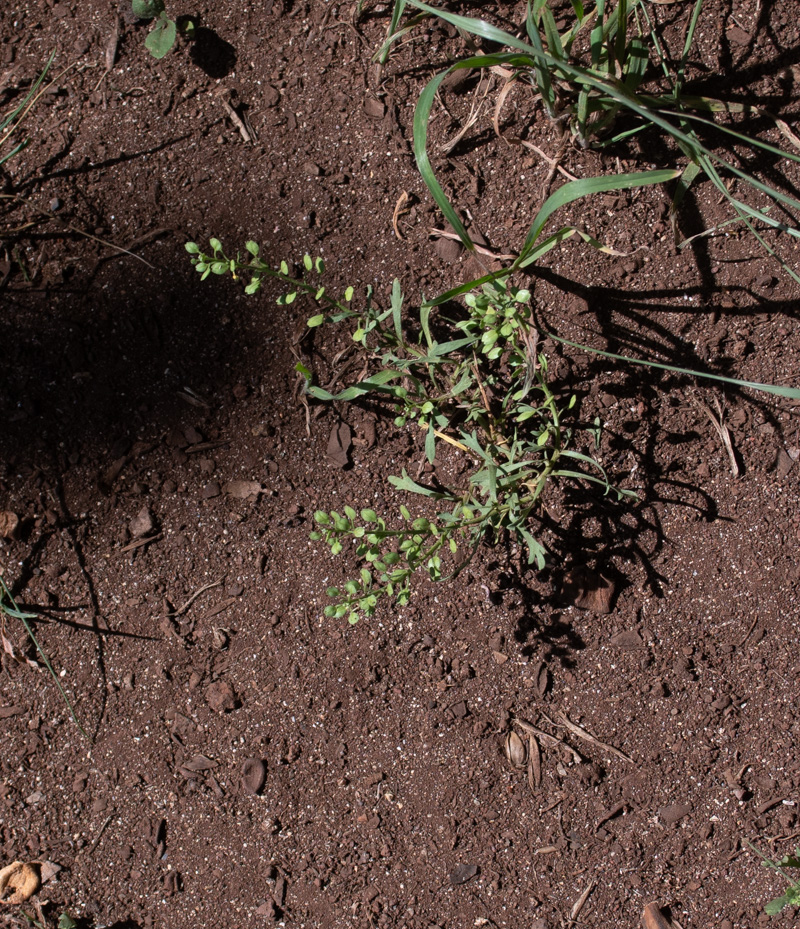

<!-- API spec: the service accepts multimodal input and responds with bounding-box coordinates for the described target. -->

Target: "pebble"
[205,680,236,713]
[240,758,266,795]
[658,802,692,824]
[129,506,154,538]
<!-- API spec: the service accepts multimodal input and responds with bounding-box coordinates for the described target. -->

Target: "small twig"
[569,880,596,921]
[429,228,515,260]
[83,814,114,856]
[540,794,564,814]
[392,190,412,240]
[737,613,759,647]
[549,711,633,763]
[115,533,162,555]
[514,718,583,764]
[441,73,491,154]
[527,733,542,791]
[689,391,739,477]
[215,89,252,143]
[168,579,223,617]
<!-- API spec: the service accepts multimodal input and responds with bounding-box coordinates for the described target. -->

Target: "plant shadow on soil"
[0,237,300,464]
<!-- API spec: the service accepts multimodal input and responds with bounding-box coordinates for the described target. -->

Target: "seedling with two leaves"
[131,0,196,59]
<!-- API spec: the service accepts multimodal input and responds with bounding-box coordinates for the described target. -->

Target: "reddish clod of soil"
[1,1,799,927]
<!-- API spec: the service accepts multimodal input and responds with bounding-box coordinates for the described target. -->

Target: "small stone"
[449,863,478,885]
[302,161,321,176]
[0,511,19,540]
[129,507,154,538]
[49,197,63,212]
[776,449,794,478]
[658,802,692,824]
[240,758,266,795]
[560,566,616,613]
[608,629,644,649]
[201,481,221,499]
[224,480,262,499]
[205,680,236,713]
[364,96,385,119]
[434,235,462,263]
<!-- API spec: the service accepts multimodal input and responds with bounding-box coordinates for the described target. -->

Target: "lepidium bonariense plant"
[186,238,633,622]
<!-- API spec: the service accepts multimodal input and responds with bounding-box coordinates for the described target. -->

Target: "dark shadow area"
[189,26,237,78]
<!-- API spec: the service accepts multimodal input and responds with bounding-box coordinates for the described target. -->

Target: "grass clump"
[0,576,85,735]
[0,52,55,169]
[188,238,632,622]
[381,0,800,285]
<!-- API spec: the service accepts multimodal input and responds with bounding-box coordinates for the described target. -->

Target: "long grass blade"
[544,334,800,399]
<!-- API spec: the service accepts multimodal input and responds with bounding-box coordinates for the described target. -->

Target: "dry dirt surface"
[1,1,800,927]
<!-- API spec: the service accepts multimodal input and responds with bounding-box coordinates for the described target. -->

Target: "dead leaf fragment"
[0,861,40,904]
[0,511,19,540]
[326,422,352,468]
[223,480,263,499]
[38,861,61,884]
[527,734,541,791]
[560,566,616,613]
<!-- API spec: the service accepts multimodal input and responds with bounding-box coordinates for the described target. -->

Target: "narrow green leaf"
[425,424,436,464]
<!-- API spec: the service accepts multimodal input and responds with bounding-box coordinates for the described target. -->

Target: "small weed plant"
[749,843,800,916]
[131,0,195,58]
[187,238,633,622]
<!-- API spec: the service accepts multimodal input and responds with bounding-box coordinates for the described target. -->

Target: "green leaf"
[389,470,444,498]
[425,423,436,463]
[391,277,404,341]
[209,237,223,253]
[303,254,313,271]
[132,0,165,18]
[765,893,794,916]
[185,241,200,254]
[144,14,177,58]
[280,260,289,275]
[361,508,378,523]
[345,286,354,302]
[314,511,330,525]
[245,240,259,257]
[307,314,325,327]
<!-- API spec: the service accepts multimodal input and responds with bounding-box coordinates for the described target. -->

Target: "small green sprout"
[132,0,177,59]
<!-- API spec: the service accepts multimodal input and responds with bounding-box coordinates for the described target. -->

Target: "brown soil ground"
[1,1,800,927]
